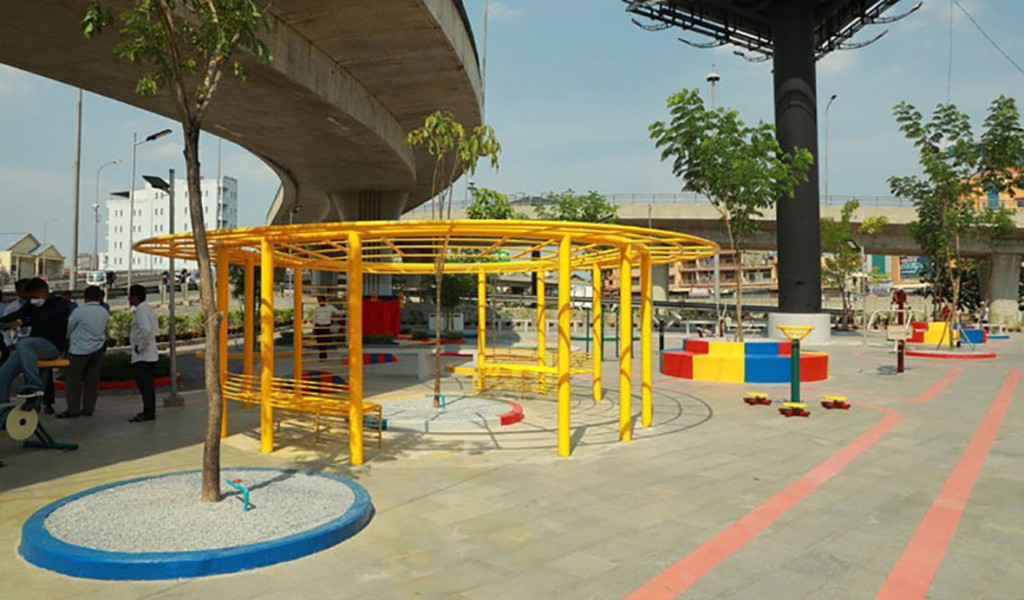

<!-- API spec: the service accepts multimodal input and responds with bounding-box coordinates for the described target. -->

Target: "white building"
[102,177,238,272]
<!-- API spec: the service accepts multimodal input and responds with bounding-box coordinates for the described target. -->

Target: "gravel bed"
[45,469,355,553]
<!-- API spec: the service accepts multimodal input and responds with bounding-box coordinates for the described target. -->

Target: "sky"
[0,0,1021,261]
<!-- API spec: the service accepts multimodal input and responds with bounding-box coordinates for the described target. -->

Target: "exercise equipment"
[743,391,772,406]
[1,402,78,452]
[821,394,851,410]
[777,326,813,418]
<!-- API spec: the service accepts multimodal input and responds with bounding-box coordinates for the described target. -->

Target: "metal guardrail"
[405,193,913,215]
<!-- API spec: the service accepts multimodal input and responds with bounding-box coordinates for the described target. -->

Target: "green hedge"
[106,308,295,346]
[57,352,171,382]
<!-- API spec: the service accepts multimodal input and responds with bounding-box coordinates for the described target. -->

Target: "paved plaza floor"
[1,334,1022,599]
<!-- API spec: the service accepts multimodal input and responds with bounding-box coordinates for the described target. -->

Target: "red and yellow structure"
[134,220,717,463]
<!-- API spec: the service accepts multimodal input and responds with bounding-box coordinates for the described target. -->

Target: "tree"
[534,189,617,223]
[820,200,888,328]
[888,97,1019,344]
[649,89,813,341]
[407,111,500,407]
[466,187,522,220]
[83,0,272,502]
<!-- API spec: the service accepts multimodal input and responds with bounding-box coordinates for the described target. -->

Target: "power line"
[953,0,1024,81]
[946,0,953,102]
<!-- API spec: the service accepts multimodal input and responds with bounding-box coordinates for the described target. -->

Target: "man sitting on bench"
[0,278,69,408]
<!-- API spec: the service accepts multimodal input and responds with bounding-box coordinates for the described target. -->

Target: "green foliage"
[889,97,1020,327]
[442,330,464,341]
[466,187,522,220]
[82,0,272,119]
[411,330,431,341]
[650,89,813,248]
[820,200,890,325]
[427,274,476,316]
[107,311,133,346]
[650,88,812,339]
[407,110,501,218]
[363,334,396,345]
[534,190,617,223]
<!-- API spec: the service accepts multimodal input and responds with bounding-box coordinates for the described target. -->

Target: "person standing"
[128,284,159,422]
[309,295,341,360]
[59,286,110,419]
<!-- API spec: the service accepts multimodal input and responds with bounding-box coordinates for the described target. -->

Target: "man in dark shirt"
[0,278,68,404]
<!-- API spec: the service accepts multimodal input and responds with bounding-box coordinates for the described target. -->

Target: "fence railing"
[404,193,913,215]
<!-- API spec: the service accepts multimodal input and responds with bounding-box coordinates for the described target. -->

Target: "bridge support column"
[652,264,669,303]
[329,190,409,297]
[986,253,1021,328]
[770,0,828,343]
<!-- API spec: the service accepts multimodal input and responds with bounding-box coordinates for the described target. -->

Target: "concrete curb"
[19,468,373,581]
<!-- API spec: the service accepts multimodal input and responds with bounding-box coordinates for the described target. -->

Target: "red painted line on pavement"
[908,368,964,404]
[875,369,1019,600]
[628,402,904,600]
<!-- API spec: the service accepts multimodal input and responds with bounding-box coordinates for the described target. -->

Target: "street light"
[824,93,838,204]
[142,171,183,407]
[93,159,121,271]
[846,238,867,334]
[127,128,173,291]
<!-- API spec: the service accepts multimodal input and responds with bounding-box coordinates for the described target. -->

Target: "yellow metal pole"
[293,267,303,382]
[259,238,275,454]
[216,248,230,439]
[477,270,486,392]
[592,265,602,402]
[536,272,546,391]
[347,232,365,466]
[557,235,572,457]
[243,257,255,381]
[619,246,633,442]
[640,250,653,428]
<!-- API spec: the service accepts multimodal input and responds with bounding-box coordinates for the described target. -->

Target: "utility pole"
[70,89,83,290]
[707,67,722,333]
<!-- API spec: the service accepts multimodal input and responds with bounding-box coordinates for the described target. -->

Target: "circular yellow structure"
[135,220,717,463]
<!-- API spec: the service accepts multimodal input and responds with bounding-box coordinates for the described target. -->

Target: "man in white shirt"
[128,284,159,422]
[309,295,342,360]
[59,286,110,418]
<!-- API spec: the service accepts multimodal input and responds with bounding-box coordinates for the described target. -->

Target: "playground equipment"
[135,219,717,462]
[777,326,813,418]
[661,339,828,383]
[1,402,78,452]
[821,394,851,410]
[225,478,252,512]
[743,391,772,406]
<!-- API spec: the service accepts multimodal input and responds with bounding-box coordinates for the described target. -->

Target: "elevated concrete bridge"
[0,0,482,224]
[406,193,1024,325]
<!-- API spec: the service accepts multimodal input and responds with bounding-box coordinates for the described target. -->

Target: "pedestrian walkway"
[2,336,1022,599]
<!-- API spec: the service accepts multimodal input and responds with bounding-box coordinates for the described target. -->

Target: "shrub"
[363,334,395,345]
[411,330,430,341]
[58,351,171,382]
[107,311,133,346]
[442,330,464,341]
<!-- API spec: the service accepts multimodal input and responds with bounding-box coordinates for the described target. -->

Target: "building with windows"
[0,233,65,283]
[101,177,238,272]
[602,250,778,299]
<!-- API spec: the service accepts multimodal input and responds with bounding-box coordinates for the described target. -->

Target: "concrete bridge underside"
[0,0,482,224]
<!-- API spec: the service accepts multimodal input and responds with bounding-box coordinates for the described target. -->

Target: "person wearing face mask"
[0,278,69,405]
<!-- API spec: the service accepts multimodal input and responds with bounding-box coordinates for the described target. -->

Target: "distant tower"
[706,66,720,109]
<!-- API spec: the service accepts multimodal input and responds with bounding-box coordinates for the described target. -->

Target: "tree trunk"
[184,125,223,503]
[735,249,744,342]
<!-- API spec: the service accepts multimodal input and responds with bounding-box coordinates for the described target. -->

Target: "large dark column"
[772,0,822,314]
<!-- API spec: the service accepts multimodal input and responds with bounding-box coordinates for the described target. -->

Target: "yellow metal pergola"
[134,220,718,463]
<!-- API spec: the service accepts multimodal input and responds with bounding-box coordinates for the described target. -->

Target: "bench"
[222,372,383,449]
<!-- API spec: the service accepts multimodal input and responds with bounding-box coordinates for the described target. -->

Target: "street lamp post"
[70,89,83,291]
[824,93,838,204]
[93,159,121,272]
[127,128,172,292]
[143,171,183,407]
